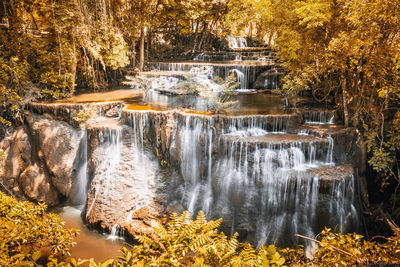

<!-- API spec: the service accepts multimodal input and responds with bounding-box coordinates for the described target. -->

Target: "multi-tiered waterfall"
[118,109,360,249]
[15,38,362,252]
[129,36,281,93]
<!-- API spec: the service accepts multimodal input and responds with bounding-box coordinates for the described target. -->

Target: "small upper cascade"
[227,35,248,49]
[304,110,336,125]
[193,50,276,62]
[148,62,270,91]
[134,36,281,94]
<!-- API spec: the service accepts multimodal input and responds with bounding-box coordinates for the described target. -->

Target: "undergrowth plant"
[1,193,400,266]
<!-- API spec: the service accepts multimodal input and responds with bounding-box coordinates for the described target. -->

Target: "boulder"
[19,164,59,205]
[27,115,84,197]
[85,125,165,236]
[0,127,32,200]
[0,127,31,179]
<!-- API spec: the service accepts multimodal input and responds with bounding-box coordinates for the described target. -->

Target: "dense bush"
[2,192,400,266]
[118,211,285,266]
[0,192,78,266]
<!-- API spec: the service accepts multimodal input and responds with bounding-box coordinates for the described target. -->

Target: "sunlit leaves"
[119,210,285,266]
[274,0,400,193]
[0,192,78,266]
[294,0,333,29]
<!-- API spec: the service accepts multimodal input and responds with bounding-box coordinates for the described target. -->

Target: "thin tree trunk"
[341,73,349,127]
[192,21,200,54]
[197,23,209,52]
[131,37,136,67]
[70,33,77,94]
[146,29,151,61]
[138,26,145,71]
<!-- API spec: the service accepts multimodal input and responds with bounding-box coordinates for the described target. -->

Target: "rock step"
[307,164,354,192]
[219,133,331,163]
[27,102,122,125]
[122,109,302,134]
[222,133,329,145]
[149,61,276,68]
[301,109,337,125]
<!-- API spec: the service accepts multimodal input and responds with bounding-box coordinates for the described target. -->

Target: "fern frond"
[136,235,159,249]
[150,220,168,240]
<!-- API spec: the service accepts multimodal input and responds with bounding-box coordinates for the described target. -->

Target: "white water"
[142,113,358,248]
[227,36,248,49]
[305,111,335,125]
[151,63,260,90]
[85,120,162,233]
[69,130,88,205]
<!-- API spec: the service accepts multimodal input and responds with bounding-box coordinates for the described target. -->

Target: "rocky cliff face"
[0,102,122,206]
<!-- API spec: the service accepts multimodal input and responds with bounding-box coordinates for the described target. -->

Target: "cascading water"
[305,110,335,125]
[150,63,261,90]
[227,36,248,49]
[86,127,122,221]
[57,32,359,250]
[120,111,359,249]
[231,69,246,89]
[69,130,88,206]
[85,121,164,233]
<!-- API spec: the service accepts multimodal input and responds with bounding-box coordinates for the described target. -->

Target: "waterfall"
[150,62,263,90]
[227,36,248,49]
[69,130,88,206]
[86,127,122,220]
[84,119,163,235]
[231,69,246,89]
[124,111,358,248]
[326,135,334,165]
[305,111,335,125]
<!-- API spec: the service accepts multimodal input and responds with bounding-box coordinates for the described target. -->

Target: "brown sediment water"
[184,110,217,116]
[124,103,167,112]
[54,87,289,116]
[56,206,126,263]
[57,89,142,104]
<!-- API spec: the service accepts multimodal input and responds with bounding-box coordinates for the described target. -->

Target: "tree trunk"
[70,33,77,94]
[146,29,151,61]
[197,23,209,52]
[267,30,275,47]
[341,73,349,127]
[138,26,145,71]
[192,22,200,54]
[131,38,136,68]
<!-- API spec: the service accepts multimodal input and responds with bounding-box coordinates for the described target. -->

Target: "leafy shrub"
[0,149,4,165]
[2,193,400,266]
[0,192,78,266]
[118,211,285,266]
[74,106,98,128]
[311,227,400,266]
